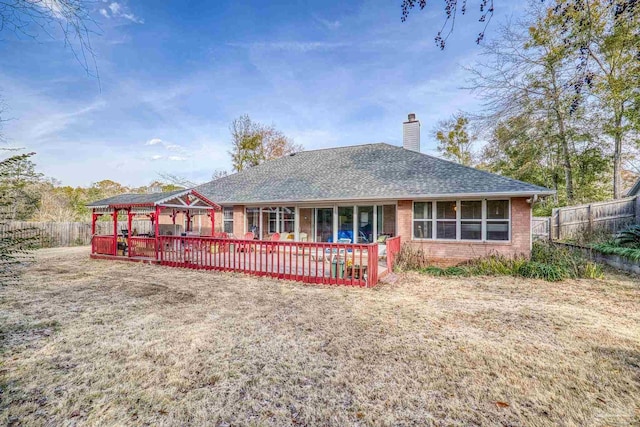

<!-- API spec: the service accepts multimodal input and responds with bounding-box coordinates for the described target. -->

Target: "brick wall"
[214,209,223,233]
[233,205,245,237]
[157,210,218,235]
[398,198,532,266]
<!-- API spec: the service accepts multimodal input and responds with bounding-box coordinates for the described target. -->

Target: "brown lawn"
[1,247,639,426]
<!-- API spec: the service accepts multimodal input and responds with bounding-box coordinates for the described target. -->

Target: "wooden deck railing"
[385,236,401,271]
[157,236,380,287]
[92,235,114,255]
[129,237,156,258]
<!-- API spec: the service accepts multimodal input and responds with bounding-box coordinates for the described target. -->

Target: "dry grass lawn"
[1,247,639,426]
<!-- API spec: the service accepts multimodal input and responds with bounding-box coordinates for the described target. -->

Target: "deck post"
[127,209,133,258]
[210,209,215,236]
[112,207,118,256]
[154,206,160,260]
[91,209,97,235]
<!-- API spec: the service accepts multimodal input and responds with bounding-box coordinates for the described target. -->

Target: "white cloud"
[164,143,182,151]
[100,1,143,24]
[122,13,144,24]
[146,138,163,146]
[150,155,163,160]
[108,2,121,14]
[168,156,186,161]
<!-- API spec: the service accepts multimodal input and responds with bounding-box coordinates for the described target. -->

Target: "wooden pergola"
[87,189,220,259]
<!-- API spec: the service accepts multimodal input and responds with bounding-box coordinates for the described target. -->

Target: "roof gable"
[87,189,219,209]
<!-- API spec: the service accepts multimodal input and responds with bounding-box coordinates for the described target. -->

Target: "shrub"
[584,262,605,279]
[398,242,603,282]
[394,244,430,271]
[614,225,640,248]
[592,243,640,261]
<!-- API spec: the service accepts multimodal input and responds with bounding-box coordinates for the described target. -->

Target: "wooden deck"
[91,235,396,287]
[91,250,388,282]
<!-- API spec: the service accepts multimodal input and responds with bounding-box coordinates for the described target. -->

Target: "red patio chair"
[237,232,255,252]
[266,233,280,254]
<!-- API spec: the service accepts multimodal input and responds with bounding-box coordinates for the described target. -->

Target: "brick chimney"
[403,113,420,152]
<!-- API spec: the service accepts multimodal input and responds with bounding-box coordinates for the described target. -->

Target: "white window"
[412,200,510,241]
[436,201,457,239]
[460,201,482,240]
[280,207,295,233]
[268,209,278,233]
[486,200,510,241]
[413,202,432,239]
[223,207,233,234]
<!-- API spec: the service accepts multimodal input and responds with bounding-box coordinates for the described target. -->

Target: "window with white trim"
[412,200,510,241]
[280,207,295,233]
[268,209,278,233]
[413,202,432,239]
[460,200,482,240]
[486,200,510,240]
[223,207,234,234]
[436,201,457,239]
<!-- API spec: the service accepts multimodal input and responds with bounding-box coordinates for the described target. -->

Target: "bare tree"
[401,0,495,48]
[157,172,197,189]
[211,169,229,181]
[0,0,98,77]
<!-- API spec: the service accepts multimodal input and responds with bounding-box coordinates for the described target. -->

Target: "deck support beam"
[91,209,97,235]
[112,207,118,256]
[154,206,160,260]
[127,209,133,258]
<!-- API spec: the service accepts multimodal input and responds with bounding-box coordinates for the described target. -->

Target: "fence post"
[551,208,559,241]
[635,196,640,225]
[588,204,593,234]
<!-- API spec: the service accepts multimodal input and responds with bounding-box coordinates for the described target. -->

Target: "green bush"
[397,241,604,282]
[614,225,640,248]
[592,243,640,261]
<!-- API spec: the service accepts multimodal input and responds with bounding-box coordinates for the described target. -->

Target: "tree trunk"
[612,113,624,199]
[550,73,574,203]
[555,111,574,203]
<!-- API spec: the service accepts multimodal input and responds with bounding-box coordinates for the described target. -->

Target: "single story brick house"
[187,114,553,265]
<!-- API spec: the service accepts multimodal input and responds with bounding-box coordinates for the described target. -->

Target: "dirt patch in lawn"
[1,246,639,426]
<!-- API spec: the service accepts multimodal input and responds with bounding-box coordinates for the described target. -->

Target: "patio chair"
[237,232,255,252]
[266,233,280,254]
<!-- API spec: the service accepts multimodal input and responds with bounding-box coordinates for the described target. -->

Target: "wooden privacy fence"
[0,221,152,248]
[537,196,640,241]
[532,217,551,240]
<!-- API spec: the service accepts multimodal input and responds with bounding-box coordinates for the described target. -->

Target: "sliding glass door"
[315,208,333,242]
[357,206,374,243]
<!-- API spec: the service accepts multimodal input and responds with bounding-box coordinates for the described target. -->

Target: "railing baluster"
[95,236,381,287]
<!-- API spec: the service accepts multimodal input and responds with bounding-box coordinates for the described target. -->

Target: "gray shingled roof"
[195,143,553,204]
[87,189,186,207]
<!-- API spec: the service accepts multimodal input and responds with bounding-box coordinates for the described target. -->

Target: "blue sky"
[0,0,527,187]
